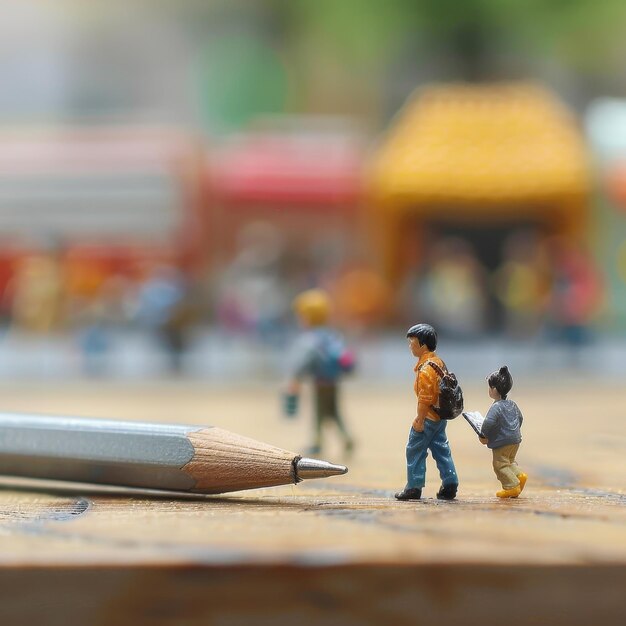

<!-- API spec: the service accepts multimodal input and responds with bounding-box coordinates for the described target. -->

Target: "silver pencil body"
[0,412,348,493]
[0,413,202,491]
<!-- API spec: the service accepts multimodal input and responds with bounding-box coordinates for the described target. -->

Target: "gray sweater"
[481,399,523,449]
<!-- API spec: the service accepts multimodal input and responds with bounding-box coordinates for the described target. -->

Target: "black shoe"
[395,488,422,501]
[436,484,458,500]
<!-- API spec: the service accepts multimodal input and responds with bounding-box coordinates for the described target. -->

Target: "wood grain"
[0,379,623,624]
[184,427,295,493]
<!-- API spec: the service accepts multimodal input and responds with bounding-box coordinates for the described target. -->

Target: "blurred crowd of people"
[401,232,603,345]
[0,251,196,374]
[0,224,603,375]
[212,222,392,345]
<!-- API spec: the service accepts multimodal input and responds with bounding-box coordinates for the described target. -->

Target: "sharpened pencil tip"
[295,457,348,480]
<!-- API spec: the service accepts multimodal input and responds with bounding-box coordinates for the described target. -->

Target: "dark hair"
[488,366,513,399]
[406,323,437,351]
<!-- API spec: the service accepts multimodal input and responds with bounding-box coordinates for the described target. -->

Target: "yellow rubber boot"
[496,485,521,498]
[517,473,528,493]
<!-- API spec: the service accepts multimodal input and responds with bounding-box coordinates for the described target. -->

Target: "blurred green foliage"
[191,0,626,129]
[199,35,288,132]
[281,0,626,74]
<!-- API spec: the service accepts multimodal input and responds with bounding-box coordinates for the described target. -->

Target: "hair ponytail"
[488,366,513,399]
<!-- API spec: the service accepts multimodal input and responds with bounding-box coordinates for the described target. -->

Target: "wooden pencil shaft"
[0,412,296,494]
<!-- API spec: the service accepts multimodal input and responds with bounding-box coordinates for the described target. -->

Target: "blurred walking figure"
[493,232,550,338]
[283,289,355,455]
[73,275,134,376]
[135,265,193,373]
[548,238,603,350]
[417,238,487,338]
[215,221,291,345]
[9,254,65,333]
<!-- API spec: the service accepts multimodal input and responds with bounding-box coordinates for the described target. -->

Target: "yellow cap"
[293,289,331,326]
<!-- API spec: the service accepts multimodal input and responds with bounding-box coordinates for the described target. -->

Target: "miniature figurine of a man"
[395,323,459,501]
[284,289,355,455]
[479,366,527,498]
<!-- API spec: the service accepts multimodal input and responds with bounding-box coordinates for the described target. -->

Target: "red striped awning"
[210,132,363,207]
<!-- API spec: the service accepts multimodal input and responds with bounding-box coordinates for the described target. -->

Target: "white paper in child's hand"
[462,411,485,437]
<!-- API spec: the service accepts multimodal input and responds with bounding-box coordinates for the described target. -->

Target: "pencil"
[0,412,348,494]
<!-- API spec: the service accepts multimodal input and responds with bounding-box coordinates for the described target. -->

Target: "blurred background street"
[2,6,626,624]
[0,0,625,383]
[1,329,626,381]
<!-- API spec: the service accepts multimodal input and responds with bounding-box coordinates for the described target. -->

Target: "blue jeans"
[405,420,458,490]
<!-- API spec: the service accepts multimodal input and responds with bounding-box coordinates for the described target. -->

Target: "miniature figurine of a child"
[283,289,355,455]
[479,366,528,498]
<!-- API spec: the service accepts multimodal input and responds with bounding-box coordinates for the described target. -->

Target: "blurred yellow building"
[369,82,591,283]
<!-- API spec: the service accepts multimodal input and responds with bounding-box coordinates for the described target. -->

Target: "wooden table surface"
[0,379,624,625]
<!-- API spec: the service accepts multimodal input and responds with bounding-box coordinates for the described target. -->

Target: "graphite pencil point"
[294,457,348,481]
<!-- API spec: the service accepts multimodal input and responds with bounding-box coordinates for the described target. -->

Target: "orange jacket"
[413,351,445,422]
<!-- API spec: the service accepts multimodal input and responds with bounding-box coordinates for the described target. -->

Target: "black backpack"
[426,361,464,420]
